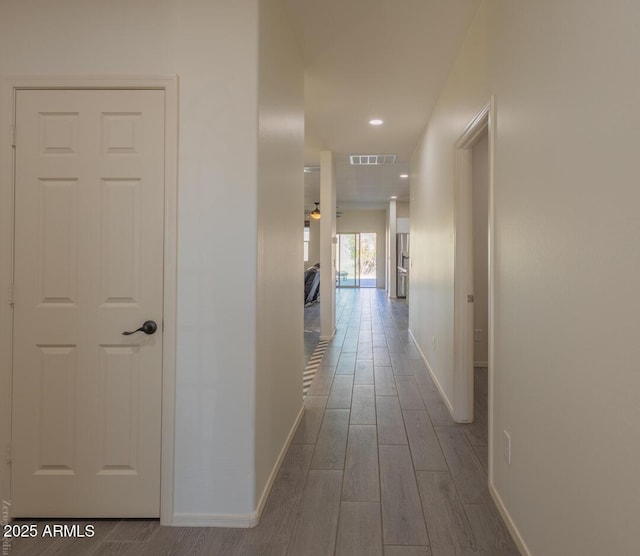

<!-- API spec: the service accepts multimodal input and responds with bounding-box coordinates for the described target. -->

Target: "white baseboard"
[489,483,532,556]
[172,404,305,528]
[252,404,305,525]
[171,513,255,528]
[408,328,455,418]
[319,328,336,341]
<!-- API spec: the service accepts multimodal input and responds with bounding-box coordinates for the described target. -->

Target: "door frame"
[452,98,496,460]
[0,75,178,524]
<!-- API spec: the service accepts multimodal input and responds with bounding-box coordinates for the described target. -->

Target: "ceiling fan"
[304,203,343,219]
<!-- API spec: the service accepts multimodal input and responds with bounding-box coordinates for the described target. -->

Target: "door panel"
[12,89,165,517]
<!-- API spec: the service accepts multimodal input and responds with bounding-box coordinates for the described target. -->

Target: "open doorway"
[303,219,321,365]
[469,129,490,474]
[472,133,489,371]
[453,100,495,440]
[337,232,377,288]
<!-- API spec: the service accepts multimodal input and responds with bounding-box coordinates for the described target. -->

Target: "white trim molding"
[453,102,491,424]
[486,96,497,486]
[490,483,532,556]
[452,99,496,430]
[172,513,257,529]
[319,329,336,342]
[0,75,179,525]
[408,329,455,416]
[452,97,497,484]
[252,404,304,526]
[173,404,305,528]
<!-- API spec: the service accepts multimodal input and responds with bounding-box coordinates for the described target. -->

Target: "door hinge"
[10,125,16,148]
[8,283,14,306]
[467,294,474,303]
[5,443,11,464]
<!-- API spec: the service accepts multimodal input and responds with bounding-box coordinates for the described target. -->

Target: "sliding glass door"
[337,232,377,288]
[337,233,359,287]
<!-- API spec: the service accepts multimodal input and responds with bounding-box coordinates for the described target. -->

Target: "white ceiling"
[280,0,482,211]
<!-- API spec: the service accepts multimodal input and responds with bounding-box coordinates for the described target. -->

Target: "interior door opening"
[337,232,377,288]
[471,129,490,475]
[453,100,493,427]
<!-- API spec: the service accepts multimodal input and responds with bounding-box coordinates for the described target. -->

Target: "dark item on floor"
[304,263,320,306]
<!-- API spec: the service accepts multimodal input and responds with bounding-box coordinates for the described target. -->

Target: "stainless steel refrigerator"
[396,233,410,298]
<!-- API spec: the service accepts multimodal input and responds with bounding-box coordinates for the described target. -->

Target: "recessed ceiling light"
[400,174,409,179]
[390,195,398,200]
[369,119,383,126]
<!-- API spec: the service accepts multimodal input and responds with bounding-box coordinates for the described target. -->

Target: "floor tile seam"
[428,426,458,483]
[52,533,113,556]
[104,521,158,544]
[393,373,425,411]
[330,392,354,556]
[416,473,479,556]
[416,381,451,432]
[378,442,428,548]
[377,441,409,446]
[382,545,431,552]
[464,434,489,448]
[110,525,162,547]
[454,427,492,494]
[308,403,336,464]
[309,465,346,471]
[396,391,434,549]
[283,467,341,556]
[460,500,518,549]
[374,403,386,550]
[340,423,378,507]
[424,427,486,549]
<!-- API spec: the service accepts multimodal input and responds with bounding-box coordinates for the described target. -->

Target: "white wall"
[410,1,640,554]
[409,3,488,403]
[320,151,337,339]
[396,218,410,234]
[255,0,304,510]
[336,209,386,288]
[396,201,410,218]
[0,0,303,523]
[472,131,488,364]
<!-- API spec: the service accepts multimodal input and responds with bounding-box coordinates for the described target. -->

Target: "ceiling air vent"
[349,154,397,166]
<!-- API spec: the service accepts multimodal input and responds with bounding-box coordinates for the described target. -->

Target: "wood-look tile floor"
[8,289,519,556]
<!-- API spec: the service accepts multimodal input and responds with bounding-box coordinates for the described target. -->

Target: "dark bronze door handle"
[122,320,158,336]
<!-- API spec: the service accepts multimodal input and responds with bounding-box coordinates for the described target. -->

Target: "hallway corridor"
[8,289,518,556]
[286,288,518,555]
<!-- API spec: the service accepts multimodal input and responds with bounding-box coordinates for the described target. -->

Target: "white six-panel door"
[12,89,165,517]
